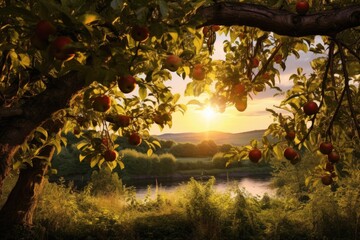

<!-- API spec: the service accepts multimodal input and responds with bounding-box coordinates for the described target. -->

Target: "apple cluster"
[31,20,75,61]
[319,141,340,186]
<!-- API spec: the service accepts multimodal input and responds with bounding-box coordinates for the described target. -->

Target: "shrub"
[88,167,124,196]
[159,153,177,175]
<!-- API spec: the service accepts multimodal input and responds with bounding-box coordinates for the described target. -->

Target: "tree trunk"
[0,118,63,227]
[0,144,19,196]
[0,71,82,195]
[0,145,54,226]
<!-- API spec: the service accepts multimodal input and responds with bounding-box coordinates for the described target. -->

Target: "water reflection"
[134,176,275,199]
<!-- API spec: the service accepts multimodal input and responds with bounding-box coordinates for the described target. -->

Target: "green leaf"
[79,154,87,162]
[36,127,48,140]
[273,144,283,160]
[118,161,125,170]
[52,139,62,155]
[90,157,99,168]
[172,93,180,104]
[152,140,161,148]
[193,35,202,54]
[305,176,312,187]
[139,86,147,100]
[147,148,153,156]
[187,99,203,107]
[77,141,89,150]
[13,161,22,170]
[18,54,31,67]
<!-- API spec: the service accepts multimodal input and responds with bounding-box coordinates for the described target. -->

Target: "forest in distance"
[48,130,272,189]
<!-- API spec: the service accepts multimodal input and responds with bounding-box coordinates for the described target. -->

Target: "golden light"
[203,106,216,120]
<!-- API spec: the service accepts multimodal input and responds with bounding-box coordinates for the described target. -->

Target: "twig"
[296,41,334,145]
[329,49,338,102]
[252,41,283,82]
[337,40,360,62]
[129,42,141,73]
[336,40,360,139]
[325,87,346,137]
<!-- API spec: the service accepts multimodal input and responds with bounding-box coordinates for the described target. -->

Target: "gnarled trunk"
[0,118,64,227]
[0,144,19,196]
[0,145,54,226]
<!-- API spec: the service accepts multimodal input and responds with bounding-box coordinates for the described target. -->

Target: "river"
[129,176,276,199]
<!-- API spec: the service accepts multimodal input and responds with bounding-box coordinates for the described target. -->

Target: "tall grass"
[0,155,359,239]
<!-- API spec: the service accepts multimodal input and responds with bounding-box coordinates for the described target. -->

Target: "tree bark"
[198,3,360,37]
[0,146,54,226]
[0,119,63,227]
[0,71,83,196]
[0,144,19,196]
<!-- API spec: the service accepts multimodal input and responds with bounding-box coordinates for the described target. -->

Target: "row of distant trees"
[113,135,234,158]
[51,133,242,181]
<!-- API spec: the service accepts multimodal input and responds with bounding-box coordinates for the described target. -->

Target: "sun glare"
[203,106,216,120]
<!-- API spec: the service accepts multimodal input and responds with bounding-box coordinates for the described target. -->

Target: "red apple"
[202,25,220,36]
[153,114,164,125]
[262,73,271,80]
[249,148,262,163]
[50,36,75,61]
[254,84,265,92]
[211,25,220,31]
[117,115,131,127]
[231,83,246,97]
[235,98,247,112]
[128,132,142,146]
[296,0,310,15]
[192,64,206,81]
[130,26,149,42]
[118,75,136,93]
[35,20,56,41]
[319,142,334,155]
[328,151,340,164]
[324,162,335,172]
[73,127,80,135]
[104,149,117,162]
[92,95,111,112]
[285,130,296,141]
[303,101,319,116]
[274,54,282,64]
[251,58,260,68]
[202,26,210,36]
[284,147,299,161]
[165,55,182,72]
[321,175,333,186]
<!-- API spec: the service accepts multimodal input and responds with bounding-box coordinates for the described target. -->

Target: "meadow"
[1,153,359,240]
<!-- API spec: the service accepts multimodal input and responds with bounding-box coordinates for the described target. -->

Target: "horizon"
[148,34,316,136]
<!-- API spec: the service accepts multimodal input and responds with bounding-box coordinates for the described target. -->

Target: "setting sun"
[203,106,216,120]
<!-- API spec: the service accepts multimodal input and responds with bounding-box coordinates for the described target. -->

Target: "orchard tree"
[0,0,359,228]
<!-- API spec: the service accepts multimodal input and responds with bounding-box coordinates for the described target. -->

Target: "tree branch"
[197,3,360,37]
[0,71,84,146]
[336,40,360,139]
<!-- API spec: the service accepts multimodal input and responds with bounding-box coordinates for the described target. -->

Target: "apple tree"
[0,0,359,227]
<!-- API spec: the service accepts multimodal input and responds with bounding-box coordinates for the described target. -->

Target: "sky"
[149,34,316,135]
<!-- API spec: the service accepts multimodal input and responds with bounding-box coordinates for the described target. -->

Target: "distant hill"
[154,130,266,146]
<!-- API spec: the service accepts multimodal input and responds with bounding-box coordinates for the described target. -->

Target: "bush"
[212,152,239,169]
[88,167,124,196]
[159,153,177,175]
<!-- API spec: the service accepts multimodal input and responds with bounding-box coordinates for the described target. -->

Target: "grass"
[177,159,272,176]
[1,163,360,240]
[176,157,212,163]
